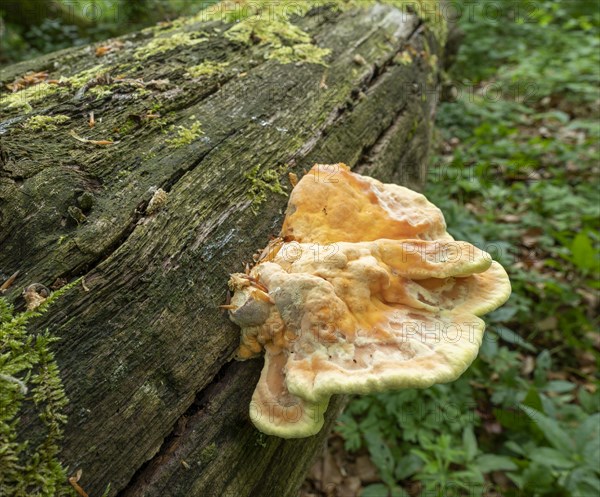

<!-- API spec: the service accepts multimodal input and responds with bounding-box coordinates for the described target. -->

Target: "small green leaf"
[475,454,518,472]
[570,231,598,272]
[462,426,478,462]
[519,405,575,454]
[505,441,525,456]
[361,483,390,497]
[390,487,409,497]
[574,413,600,453]
[523,387,544,412]
[579,388,600,414]
[394,454,422,480]
[521,461,556,491]
[364,430,396,486]
[544,380,577,393]
[495,325,537,352]
[488,306,518,323]
[529,447,575,468]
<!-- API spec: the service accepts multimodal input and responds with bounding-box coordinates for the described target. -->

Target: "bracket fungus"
[227,163,511,438]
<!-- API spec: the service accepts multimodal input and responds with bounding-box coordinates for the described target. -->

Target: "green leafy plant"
[0,283,78,496]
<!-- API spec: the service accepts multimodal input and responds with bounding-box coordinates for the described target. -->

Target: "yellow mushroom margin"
[227,163,511,438]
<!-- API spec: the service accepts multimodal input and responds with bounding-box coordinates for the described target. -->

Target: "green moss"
[87,86,113,100]
[197,0,446,66]
[269,44,331,66]
[148,116,170,130]
[186,1,329,66]
[23,115,70,132]
[189,0,310,24]
[119,117,138,136]
[147,0,445,69]
[245,164,288,214]
[165,117,204,148]
[0,280,79,496]
[65,64,106,87]
[0,64,107,113]
[146,104,173,130]
[0,83,59,112]
[225,15,310,45]
[135,88,152,98]
[186,61,230,78]
[198,442,218,464]
[407,116,420,141]
[225,3,330,65]
[134,32,208,60]
[395,50,414,65]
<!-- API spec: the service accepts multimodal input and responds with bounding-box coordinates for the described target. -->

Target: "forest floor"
[301,2,599,497]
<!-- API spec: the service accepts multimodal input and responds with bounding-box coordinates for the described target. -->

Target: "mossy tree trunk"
[0,2,446,496]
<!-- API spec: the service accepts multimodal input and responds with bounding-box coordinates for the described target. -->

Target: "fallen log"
[0,1,448,496]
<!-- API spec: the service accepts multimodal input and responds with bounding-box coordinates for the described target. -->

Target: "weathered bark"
[0,2,445,496]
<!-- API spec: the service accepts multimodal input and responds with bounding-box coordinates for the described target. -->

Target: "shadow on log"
[0,2,447,496]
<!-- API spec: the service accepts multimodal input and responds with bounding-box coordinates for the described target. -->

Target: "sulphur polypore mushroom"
[228,163,511,438]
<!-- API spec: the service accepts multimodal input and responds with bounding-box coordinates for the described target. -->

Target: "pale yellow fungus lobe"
[228,164,511,438]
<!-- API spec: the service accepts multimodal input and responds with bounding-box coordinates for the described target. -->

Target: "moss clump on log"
[165,118,204,148]
[22,115,71,132]
[245,164,289,214]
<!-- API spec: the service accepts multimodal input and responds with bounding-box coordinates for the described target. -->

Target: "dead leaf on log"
[95,41,124,57]
[68,469,90,497]
[6,71,49,92]
[0,270,19,293]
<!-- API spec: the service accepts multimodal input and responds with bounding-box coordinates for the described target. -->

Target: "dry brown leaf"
[68,469,89,497]
[521,355,535,376]
[6,71,49,92]
[50,277,68,290]
[95,40,124,57]
[522,227,543,248]
[322,450,343,486]
[500,214,521,223]
[0,270,19,293]
[338,476,362,497]
[537,316,557,331]
[354,454,380,484]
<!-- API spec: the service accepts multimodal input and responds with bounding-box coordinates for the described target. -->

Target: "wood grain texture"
[0,2,444,496]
